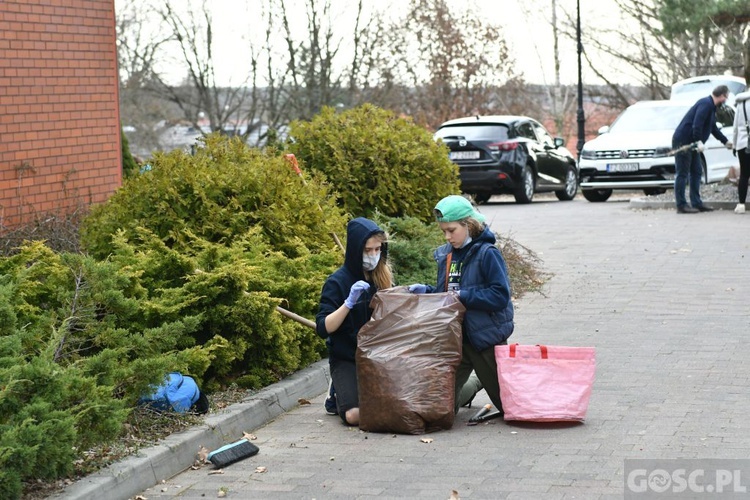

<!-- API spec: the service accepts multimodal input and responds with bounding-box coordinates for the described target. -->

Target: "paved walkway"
[61,198,750,499]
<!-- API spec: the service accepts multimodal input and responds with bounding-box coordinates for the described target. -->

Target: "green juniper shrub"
[81,134,347,260]
[100,227,334,391]
[78,134,346,390]
[288,104,461,222]
[0,245,126,498]
[0,229,336,497]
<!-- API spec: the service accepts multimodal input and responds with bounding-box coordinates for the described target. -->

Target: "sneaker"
[324,379,338,416]
[735,203,746,214]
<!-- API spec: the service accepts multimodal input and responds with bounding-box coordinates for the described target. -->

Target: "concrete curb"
[53,360,331,500]
[628,197,738,210]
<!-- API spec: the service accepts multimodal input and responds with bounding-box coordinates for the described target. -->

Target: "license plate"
[450,151,480,160]
[606,162,639,172]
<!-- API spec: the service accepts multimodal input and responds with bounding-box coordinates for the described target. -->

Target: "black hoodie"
[315,217,387,362]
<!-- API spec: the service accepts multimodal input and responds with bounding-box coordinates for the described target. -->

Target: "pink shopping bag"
[495,344,596,422]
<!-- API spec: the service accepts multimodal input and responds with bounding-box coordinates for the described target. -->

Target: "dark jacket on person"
[672,95,729,146]
[427,225,514,352]
[315,217,386,362]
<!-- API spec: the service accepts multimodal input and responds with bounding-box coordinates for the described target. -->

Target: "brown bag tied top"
[356,286,465,434]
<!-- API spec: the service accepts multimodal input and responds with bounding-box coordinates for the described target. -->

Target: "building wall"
[0,0,120,230]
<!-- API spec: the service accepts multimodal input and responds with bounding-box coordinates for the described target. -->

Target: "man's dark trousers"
[673,141,704,209]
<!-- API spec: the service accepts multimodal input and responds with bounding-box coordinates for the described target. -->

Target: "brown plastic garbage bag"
[356,286,465,434]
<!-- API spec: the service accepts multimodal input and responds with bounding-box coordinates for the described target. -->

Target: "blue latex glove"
[408,284,428,294]
[344,280,370,309]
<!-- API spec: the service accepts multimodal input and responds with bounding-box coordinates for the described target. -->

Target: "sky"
[118,0,628,87]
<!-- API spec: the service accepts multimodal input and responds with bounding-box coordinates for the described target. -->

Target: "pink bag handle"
[509,343,548,359]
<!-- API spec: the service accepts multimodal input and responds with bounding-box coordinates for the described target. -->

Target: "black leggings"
[740,149,750,204]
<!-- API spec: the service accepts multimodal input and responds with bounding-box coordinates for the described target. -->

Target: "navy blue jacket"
[673,95,729,146]
[315,217,386,362]
[427,226,514,352]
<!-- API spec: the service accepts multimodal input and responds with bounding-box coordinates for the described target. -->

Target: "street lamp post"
[576,0,585,158]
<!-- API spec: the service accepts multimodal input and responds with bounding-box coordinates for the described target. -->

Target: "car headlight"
[653,146,671,157]
[580,149,596,160]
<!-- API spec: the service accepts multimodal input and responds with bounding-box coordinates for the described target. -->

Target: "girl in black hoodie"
[315,217,393,425]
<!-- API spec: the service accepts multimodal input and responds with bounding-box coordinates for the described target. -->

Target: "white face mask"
[362,253,380,271]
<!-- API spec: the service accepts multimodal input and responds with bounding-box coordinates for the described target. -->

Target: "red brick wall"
[0,0,120,230]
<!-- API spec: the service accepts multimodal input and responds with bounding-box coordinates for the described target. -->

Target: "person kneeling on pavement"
[408,195,514,415]
[316,217,393,426]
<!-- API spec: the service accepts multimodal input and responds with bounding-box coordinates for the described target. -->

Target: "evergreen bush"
[0,231,336,497]
[288,104,461,222]
[0,242,159,498]
[78,135,347,388]
[81,134,347,260]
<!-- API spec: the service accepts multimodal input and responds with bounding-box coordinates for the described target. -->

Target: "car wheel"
[473,193,491,205]
[555,167,578,201]
[513,164,535,204]
[582,189,612,202]
[643,188,666,196]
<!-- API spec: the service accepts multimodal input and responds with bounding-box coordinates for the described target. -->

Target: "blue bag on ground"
[139,372,209,414]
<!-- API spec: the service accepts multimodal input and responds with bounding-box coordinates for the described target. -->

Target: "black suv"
[435,115,579,204]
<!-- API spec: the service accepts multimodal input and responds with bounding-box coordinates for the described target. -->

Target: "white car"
[670,75,746,106]
[578,100,735,202]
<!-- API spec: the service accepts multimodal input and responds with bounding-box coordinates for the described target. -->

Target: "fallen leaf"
[255,466,267,473]
[420,438,434,444]
[242,432,257,441]
[217,490,226,498]
[450,490,460,500]
[134,496,147,500]
[298,398,311,405]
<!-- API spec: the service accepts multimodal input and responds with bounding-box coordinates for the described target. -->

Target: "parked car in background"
[434,115,578,204]
[578,100,735,202]
[670,75,746,106]
[670,74,744,128]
